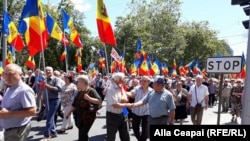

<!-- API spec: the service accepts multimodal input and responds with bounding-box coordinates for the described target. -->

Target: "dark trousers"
[78,120,95,141]
[132,114,148,141]
[208,93,215,106]
[106,111,130,141]
[96,87,104,101]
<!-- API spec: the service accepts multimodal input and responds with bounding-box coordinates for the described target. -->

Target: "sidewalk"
[183,103,241,125]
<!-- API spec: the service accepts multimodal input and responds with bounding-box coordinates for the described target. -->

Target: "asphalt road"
[27,100,240,141]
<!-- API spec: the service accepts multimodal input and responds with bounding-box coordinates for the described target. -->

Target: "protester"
[0,64,36,141]
[41,66,62,140]
[126,75,153,141]
[173,81,188,125]
[105,72,132,141]
[230,79,244,123]
[208,78,217,107]
[132,75,176,126]
[58,75,77,134]
[221,79,232,113]
[65,75,102,141]
[187,75,209,125]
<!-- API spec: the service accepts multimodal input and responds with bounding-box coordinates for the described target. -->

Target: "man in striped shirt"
[126,75,153,141]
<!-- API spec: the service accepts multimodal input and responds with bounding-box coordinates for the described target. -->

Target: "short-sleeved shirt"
[142,89,176,118]
[221,84,232,97]
[61,83,77,107]
[0,81,36,129]
[106,82,128,114]
[188,84,209,107]
[174,88,188,106]
[43,76,62,100]
[131,86,153,116]
[231,86,244,103]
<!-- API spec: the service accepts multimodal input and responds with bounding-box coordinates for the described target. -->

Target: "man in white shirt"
[187,75,209,125]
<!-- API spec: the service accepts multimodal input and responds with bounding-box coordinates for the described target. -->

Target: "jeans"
[208,93,215,106]
[44,98,60,137]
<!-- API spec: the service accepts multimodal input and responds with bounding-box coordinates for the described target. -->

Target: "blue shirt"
[142,88,176,118]
[35,74,45,92]
[0,81,36,129]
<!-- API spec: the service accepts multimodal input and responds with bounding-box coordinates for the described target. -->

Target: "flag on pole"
[26,55,36,69]
[46,13,69,46]
[76,48,82,72]
[135,39,142,59]
[162,62,169,76]
[96,0,117,46]
[2,11,25,52]
[62,9,83,48]
[60,47,69,62]
[99,49,106,69]
[18,0,49,56]
[5,46,16,66]
[0,62,3,74]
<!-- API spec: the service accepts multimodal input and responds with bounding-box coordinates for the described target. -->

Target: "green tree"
[115,0,185,67]
[181,21,232,69]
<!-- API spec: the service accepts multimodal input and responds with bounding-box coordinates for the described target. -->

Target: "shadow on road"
[90,134,106,141]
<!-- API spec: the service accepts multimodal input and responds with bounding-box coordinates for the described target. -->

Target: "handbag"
[89,102,102,113]
[195,86,204,111]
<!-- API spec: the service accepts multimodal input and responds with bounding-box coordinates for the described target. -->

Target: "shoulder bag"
[195,86,204,111]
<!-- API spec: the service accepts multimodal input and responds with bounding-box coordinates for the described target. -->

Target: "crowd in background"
[0,65,245,141]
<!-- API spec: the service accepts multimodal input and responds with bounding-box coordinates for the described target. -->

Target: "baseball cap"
[153,75,166,84]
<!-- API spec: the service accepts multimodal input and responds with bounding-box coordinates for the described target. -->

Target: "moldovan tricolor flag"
[96,0,117,46]
[18,0,49,56]
[62,9,83,48]
[26,55,36,69]
[46,13,69,46]
[2,11,25,52]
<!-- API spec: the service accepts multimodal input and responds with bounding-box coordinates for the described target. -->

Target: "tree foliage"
[0,0,234,72]
[115,0,233,68]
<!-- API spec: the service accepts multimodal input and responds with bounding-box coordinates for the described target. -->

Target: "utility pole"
[2,0,7,66]
[242,4,250,125]
[231,0,250,124]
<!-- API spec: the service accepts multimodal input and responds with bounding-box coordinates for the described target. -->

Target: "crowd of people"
[0,64,245,141]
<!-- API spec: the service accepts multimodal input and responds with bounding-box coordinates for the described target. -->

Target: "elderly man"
[187,75,209,125]
[0,64,36,141]
[41,66,62,140]
[126,75,153,141]
[221,79,232,113]
[133,75,176,126]
[105,72,132,141]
